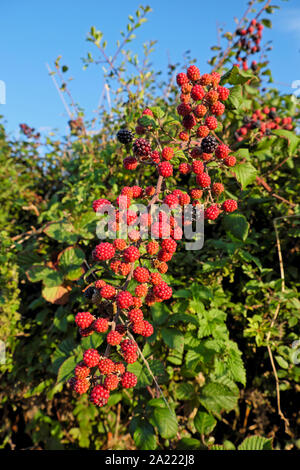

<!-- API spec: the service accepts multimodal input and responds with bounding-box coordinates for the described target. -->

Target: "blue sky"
[0,0,299,137]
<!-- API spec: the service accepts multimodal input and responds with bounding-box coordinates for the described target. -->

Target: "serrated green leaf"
[194,411,217,435]
[238,436,273,450]
[223,213,249,242]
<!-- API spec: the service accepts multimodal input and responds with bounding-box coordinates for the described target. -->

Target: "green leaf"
[150,106,165,119]
[139,115,157,128]
[175,382,195,400]
[43,221,78,244]
[26,265,63,287]
[149,405,178,439]
[227,85,243,110]
[161,328,184,350]
[42,284,70,305]
[132,419,157,450]
[177,438,202,450]
[199,382,239,414]
[223,213,249,242]
[261,18,272,28]
[81,334,104,350]
[272,129,300,156]
[194,411,217,435]
[57,355,78,383]
[238,436,273,450]
[234,162,257,188]
[220,66,257,86]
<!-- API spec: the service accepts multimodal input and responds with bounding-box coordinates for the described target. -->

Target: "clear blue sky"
[0,0,299,137]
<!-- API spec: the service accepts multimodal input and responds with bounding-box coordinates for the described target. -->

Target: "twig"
[46,63,73,119]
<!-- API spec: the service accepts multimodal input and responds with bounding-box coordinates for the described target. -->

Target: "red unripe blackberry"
[73,378,90,395]
[178,162,192,175]
[92,198,111,213]
[131,185,143,198]
[217,86,230,101]
[83,349,100,368]
[150,272,163,285]
[123,351,138,364]
[117,291,134,309]
[194,104,208,117]
[196,125,210,138]
[94,242,115,261]
[123,156,138,170]
[205,205,221,220]
[132,320,145,334]
[95,279,106,289]
[212,183,224,195]
[133,266,150,283]
[157,261,168,274]
[196,173,211,188]
[224,155,236,167]
[158,249,173,262]
[158,161,173,178]
[126,209,138,226]
[98,357,115,375]
[176,72,189,86]
[178,192,191,206]
[121,339,138,354]
[90,385,110,407]
[191,85,205,101]
[133,138,151,156]
[211,72,221,87]
[179,131,189,141]
[171,226,183,240]
[141,320,154,338]
[205,116,218,130]
[107,330,123,346]
[222,199,238,213]
[210,101,225,116]
[114,362,126,375]
[121,372,138,389]
[121,186,134,198]
[190,188,203,199]
[215,144,230,159]
[135,283,148,298]
[192,160,204,175]
[182,114,197,129]
[128,230,140,242]
[172,189,183,198]
[177,103,192,116]
[150,150,160,163]
[153,281,173,300]
[113,238,127,251]
[164,194,179,209]
[75,362,90,380]
[187,65,200,81]
[118,262,132,276]
[205,90,219,103]
[104,374,119,391]
[146,240,159,255]
[200,73,212,85]
[100,284,116,299]
[181,82,192,93]
[142,108,153,116]
[123,246,140,262]
[93,317,109,333]
[161,147,174,161]
[145,185,156,196]
[116,194,131,209]
[128,308,144,323]
[161,238,177,253]
[75,312,95,330]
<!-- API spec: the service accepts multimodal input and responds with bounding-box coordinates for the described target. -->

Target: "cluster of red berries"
[68,64,240,406]
[235,106,294,142]
[233,19,265,71]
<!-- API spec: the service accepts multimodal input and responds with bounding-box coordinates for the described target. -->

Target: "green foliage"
[1,0,300,452]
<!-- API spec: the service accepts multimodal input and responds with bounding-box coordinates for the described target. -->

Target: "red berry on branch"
[187,65,200,81]
[196,173,211,188]
[93,317,109,333]
[222,199,238,212]
[83,349,100,368]
[107,330,123,346]
[90,385,110,406]
[75,312,95,330]
[121,372,138,389]
[94,242,116,261]
[117,291,134,309]
[99,357,115,375]
[158,161,173,178]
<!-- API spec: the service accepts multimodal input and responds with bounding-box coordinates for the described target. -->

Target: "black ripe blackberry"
[83,286,96,300]
[201,135,218,154]
[268,110,276,119]
[243,116,251,124]
[132,138,151,157]
[117,129,134,144]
